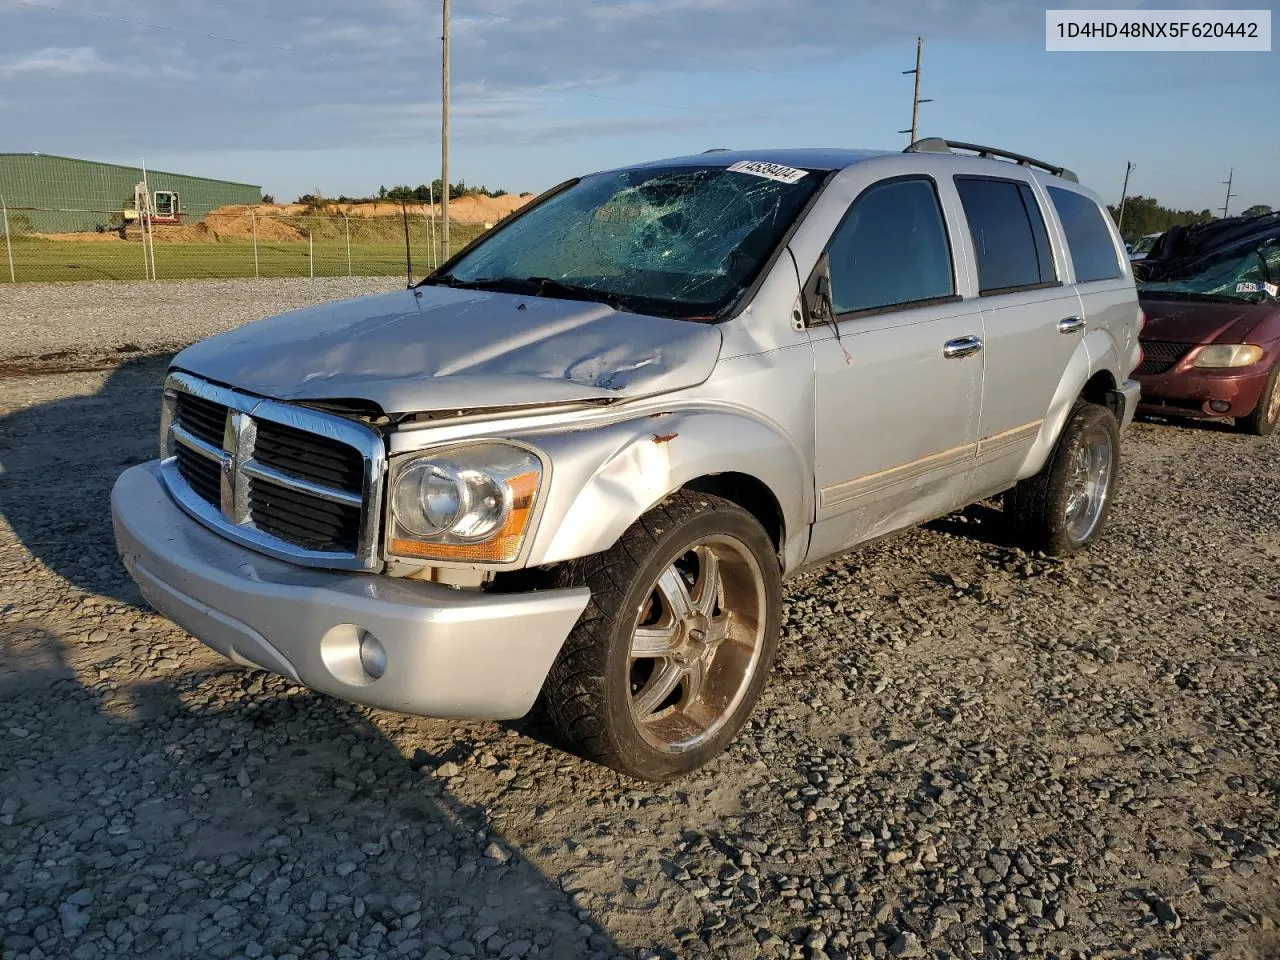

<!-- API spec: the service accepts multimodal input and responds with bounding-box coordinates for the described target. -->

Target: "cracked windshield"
[1139,239,1280,302]
[433,163,822,319]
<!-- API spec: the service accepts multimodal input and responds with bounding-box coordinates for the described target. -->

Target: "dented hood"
[172,287,723,414]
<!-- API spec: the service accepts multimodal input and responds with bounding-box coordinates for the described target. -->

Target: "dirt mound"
[38,231,128,243]
[233,194,535,224]
[162,216,305,243]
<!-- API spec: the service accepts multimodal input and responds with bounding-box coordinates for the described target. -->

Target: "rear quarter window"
[954,176,1057,294]
[1047,186,1123,283]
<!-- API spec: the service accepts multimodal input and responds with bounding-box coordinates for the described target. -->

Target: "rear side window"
[954,176,1057,294]
[1047,186,1123,282]
[825,178,954,315]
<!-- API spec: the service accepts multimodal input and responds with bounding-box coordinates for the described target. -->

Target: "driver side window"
[827,178,955,316]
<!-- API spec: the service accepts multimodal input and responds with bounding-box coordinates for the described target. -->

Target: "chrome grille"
[1136,341,1195,376]
[162,372,385,570]
[252,419,365,489]
[248,477,362,553]
[173,392,228,448]
[175,444,222,505]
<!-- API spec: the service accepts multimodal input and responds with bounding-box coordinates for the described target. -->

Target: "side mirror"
[808,268,834,324]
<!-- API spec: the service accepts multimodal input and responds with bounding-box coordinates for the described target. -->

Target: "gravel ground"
[0,278,401,361]
[1,282,1278,960]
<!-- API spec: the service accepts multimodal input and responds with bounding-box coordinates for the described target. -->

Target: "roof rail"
[904,137,1079,183]
[702,147,732,154]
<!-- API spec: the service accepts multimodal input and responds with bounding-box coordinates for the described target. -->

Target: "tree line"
[378,179,509,202]
[1108,196,1273,242]
[294,180,511,205]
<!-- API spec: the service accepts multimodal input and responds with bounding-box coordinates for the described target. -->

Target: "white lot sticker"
[1238,281,1280,297]
[727,160,808,184]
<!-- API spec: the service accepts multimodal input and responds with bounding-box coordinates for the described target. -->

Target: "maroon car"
[1135,222,1280,436]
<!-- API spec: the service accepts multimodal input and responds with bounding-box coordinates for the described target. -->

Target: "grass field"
[2,224,488,283]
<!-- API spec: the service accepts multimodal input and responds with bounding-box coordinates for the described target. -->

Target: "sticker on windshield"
[726,160,809,184]
[1236,282,1278,297]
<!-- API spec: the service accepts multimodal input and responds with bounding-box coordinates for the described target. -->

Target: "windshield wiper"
[418,274,537,293]
[1139,289,1255,304]
[420,273,635,311]
[525,276,633,313]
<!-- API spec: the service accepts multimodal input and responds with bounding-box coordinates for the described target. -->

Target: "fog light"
[358,631,387,680]
[1209,400,1231,414]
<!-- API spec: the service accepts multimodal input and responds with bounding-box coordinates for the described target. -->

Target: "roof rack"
[904,137,1078,183]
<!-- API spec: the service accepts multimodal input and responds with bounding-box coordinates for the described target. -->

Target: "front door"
[807,176,985,561]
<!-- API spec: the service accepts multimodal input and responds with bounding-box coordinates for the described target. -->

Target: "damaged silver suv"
[113,141,1141,780]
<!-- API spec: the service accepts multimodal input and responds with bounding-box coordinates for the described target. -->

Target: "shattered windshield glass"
[1130,234,1159,256]
[1139,240,1280,303]
[428,164,824,319]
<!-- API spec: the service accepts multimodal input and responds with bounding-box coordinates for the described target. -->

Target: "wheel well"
[683,473,784,551]
[1081,371,1117,405]
[1081,371,1124,421]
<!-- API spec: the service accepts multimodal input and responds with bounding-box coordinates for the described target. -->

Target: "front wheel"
[544,491,781,781]
[1238,364,1280,437]
[1006,401,1120,557]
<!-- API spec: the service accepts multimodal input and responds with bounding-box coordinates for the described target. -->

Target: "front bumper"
[111,462,590,719]
[1135,364,1271,420]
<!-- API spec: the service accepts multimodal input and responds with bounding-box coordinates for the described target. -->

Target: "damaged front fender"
[523,406,811,572]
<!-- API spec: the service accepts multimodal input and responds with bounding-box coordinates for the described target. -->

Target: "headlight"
[1193,344,1264,368]
[386,442,543,564]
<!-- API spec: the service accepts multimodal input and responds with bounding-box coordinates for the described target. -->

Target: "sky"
[1,0,1277,212]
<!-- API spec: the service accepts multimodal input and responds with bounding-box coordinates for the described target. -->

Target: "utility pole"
[898,37,933,144]
[1220,168,1236,219]
[441,0,451,262]
[1117,161,1134,232]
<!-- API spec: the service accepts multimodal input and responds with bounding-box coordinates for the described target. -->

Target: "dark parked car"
[1134,214,1280,436]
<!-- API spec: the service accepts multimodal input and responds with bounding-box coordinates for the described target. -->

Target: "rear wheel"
[1006,401,1120,557]
[1238,364,1280,437]
[544,491,781,781]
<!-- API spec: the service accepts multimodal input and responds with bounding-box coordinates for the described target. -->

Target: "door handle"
[943,335,984,359]
[1058,316,1086,334]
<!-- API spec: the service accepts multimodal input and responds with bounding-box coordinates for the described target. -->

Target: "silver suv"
[113,140,1141,780]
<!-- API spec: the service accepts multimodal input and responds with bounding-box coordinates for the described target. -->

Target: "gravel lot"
[0,278,401,361]
[1,282,1278,960]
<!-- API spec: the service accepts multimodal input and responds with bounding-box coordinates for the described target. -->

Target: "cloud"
[0,0,1257,160]
[0,45,114,76]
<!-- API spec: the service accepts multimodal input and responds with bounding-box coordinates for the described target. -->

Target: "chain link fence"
[0,205,490,284]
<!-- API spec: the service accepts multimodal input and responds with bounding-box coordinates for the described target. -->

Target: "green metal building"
[0,153,261,234]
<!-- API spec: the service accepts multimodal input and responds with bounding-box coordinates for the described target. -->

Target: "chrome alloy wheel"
[1268,375,1280,425]
[627,535,768,754]
[1063,420,1115,544]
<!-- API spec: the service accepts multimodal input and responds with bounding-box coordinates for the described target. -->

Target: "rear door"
[1044,184,1136,377]
[953,174,1081,470]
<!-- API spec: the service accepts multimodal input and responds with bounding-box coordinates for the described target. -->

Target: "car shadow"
[925,500,1020,550]
[0,354,171,606]
[0,626,628,960]
[1134,412,1241,434]
[0,359,631,960]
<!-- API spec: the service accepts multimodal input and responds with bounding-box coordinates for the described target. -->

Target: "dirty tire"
[1006,401,1120,557]
[1238,364,1280,437]
[544,491,782,781]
